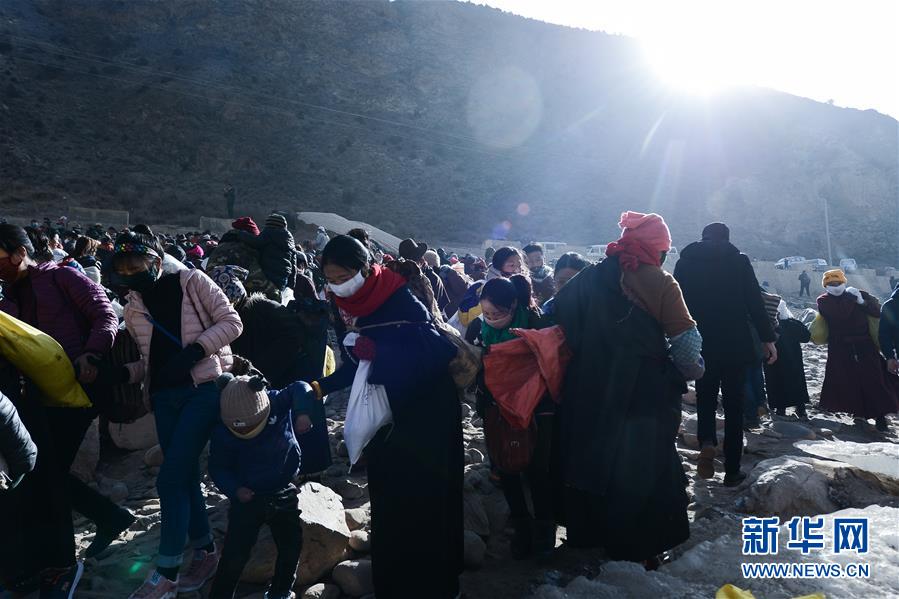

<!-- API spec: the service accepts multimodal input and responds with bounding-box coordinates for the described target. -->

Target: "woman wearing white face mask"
[306,235,464,599]
[465,275,558,559]
[818,269,898,432]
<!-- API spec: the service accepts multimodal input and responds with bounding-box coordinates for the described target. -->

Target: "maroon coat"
[0,262,118,361]
[818,291,899,418]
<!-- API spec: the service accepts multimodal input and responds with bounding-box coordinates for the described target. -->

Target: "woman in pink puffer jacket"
[104,229,242,599]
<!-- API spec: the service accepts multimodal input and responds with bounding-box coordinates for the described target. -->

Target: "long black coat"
[674,240,775,365]
[553,256,689,561]
[232,294,331,474]
[319,287,463,599]
[764,318,811,409]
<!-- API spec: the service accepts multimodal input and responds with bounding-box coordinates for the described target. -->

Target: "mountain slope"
[1,0,896,263]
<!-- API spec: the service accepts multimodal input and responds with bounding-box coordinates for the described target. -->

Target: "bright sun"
[641,33,741,95]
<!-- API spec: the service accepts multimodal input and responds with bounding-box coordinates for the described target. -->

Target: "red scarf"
[605,211,671,272]
[333,264,406,317]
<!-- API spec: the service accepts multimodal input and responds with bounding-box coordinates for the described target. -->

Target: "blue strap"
[144,313,182,347]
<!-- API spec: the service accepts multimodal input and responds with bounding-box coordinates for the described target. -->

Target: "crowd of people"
[0,211,896,598]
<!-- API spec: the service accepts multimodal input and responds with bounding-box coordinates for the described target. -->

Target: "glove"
[157,343,205,386]
[87,355,130,386]
[352,335,377,361]
[845,286,864,304]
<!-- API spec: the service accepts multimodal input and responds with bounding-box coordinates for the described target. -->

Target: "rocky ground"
[5,343,898,599]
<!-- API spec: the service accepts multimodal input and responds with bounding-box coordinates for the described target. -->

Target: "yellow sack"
[809,313,829,345]
[808,312,880,350]
[0,310,91,408]
[717,583,825,599]
[868,316,881,351]
[323,345,336,378]
[716,584,756,599]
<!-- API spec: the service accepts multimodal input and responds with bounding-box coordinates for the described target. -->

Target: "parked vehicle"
[775,256,807,269]
[839,258,858,273]
[807,259,830,271]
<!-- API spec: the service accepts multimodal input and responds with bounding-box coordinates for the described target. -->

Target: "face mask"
[329,270,365,298]
[121,265,159,294]
[484,311,514,330]
[0,256,21,283]
[826,284,846,296]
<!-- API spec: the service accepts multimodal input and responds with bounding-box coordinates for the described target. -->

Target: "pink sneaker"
[178,549,219,592]
[128,570,178,599]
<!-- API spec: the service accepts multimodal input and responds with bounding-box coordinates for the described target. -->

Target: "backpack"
[92,327,148,423]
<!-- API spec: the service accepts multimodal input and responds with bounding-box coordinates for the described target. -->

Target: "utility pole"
[823,194,833,266]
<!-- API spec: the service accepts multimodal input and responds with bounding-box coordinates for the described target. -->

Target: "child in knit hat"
[207,374,316,599]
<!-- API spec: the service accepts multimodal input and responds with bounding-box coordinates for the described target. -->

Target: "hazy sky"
[473,0,899,119]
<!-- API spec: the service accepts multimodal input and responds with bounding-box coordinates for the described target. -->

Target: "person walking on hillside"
[766,302,811,419]
[223,183,236,219]
[466,276,555,560]
[235,213,297,302]
[102,230,243,598]
[554,212,702,566]
[426,249,470,318]
[0,224,135,596]
[880,282,899,378]
[523,243,555,304]
[818,270,898,432]
[799,270,811,297]
[307,236,463,599]
[399,238,451,317]
[674,222,777,486]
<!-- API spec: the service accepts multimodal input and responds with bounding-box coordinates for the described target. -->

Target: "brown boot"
[697,445,716,479]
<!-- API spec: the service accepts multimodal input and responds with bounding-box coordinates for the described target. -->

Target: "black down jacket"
[0,393,37,485]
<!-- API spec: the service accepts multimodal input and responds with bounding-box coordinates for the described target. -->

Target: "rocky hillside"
[1,0,897,263]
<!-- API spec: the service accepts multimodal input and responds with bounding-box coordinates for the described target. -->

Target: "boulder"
[465,448,485,465]
[463,492,490,536]
[109,413,158,451]
[743,453,899,520]
[741,456,836,518]
[303,583,341,599]
[345,506,370,531]
[71,418,100,482]
[769,421,816,439]
[241,483,349,586]
[144,444,164,467]
[332,559,374,597]
[463,530,487,569]
[348,529,371,553]
[98,477,129,503]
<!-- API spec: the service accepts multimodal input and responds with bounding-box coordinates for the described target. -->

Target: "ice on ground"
[795,439,899,480]
[531,506,899,599]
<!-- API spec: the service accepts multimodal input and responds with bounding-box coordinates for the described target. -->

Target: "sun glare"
[641,33,740,96]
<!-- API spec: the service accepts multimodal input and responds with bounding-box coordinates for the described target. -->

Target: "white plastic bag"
[344,359,392,465]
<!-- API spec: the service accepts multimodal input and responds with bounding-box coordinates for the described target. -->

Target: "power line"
[4,32,495,148]
[10,55,517,161]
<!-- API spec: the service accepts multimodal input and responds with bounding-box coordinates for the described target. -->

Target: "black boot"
[85,510,136,558]
[509,517,533,560]
[532,519,557,557]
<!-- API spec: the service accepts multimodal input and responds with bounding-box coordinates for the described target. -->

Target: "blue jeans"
[152,383,220,568]
[743,365,767,421]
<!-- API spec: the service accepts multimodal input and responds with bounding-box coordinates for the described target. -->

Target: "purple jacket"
[0,262,118,360]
